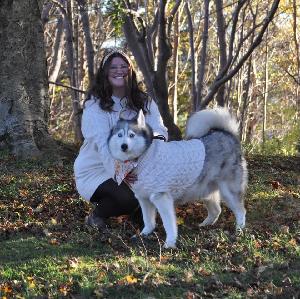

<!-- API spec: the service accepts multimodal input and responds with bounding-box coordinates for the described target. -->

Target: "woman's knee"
[90,179,139,217]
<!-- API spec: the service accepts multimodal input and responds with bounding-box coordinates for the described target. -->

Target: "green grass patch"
[0,150,300,298]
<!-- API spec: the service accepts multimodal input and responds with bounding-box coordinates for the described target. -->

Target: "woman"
[74,48,168,228]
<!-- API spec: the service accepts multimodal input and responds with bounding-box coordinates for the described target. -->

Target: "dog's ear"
[137,109,145,127]
[118,110,126,121]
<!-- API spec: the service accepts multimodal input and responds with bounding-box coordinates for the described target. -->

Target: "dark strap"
[153,135,166,141]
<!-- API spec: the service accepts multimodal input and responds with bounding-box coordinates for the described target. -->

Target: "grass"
[0,150,300,298]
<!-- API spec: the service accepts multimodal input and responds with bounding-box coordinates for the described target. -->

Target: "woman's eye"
[118,133,122,137]
[129,133,135,138]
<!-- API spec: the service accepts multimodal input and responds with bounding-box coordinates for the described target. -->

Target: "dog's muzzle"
[121,143,128,152]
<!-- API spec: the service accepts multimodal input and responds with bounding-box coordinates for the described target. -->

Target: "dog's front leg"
[149,192,177,249]
[137,197,157,236]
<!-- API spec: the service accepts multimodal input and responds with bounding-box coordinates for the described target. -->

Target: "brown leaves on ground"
[0,152,299,298]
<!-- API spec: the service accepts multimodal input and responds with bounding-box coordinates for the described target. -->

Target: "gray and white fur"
[108,108,248,248]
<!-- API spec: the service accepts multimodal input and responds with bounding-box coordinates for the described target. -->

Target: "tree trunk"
[262,27,269,147]
[77,0,95,84]
[196,0,210,111]
[214,0,227,107]
[48,16,64,84]
[292,0,300,119]
[0,0,56,158]
[185,1,197,111]
[170,12,180,124]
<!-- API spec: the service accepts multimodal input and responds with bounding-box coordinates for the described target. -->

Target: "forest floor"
[0,150,299,298]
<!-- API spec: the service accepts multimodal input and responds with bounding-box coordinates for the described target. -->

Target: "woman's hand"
[124,171,137,185]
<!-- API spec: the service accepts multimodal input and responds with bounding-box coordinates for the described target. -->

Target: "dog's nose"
[121,143,128,152]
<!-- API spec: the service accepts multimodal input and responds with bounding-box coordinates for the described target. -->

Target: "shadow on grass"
[0,235,113,265]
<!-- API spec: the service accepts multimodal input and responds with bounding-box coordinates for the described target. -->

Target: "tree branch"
[49,81,86,94]
[201,0,280,108]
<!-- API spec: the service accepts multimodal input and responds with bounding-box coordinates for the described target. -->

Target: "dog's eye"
[118,133,123,137]
[129,133,135,138]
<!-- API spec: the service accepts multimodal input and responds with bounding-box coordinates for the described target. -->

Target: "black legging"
[90,179,140,218]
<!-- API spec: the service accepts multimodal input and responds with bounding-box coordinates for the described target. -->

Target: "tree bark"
[184,1,197,111]
[292,0,300,119]
[0,0,56,158]
[214,0,227,106]
[77,0,95,84]
[196,0,210,111]
[262,27,269,147]
[170,12,180,124]
[48,16,64,84]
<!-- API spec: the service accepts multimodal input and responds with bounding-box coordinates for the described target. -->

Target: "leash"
[153,135,166,141]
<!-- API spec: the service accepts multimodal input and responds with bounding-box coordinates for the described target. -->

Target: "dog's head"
[108,110,153,161]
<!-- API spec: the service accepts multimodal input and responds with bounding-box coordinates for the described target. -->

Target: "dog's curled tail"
[185,107,239,139]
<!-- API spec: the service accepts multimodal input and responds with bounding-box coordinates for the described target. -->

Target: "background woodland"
[0,0,299,156]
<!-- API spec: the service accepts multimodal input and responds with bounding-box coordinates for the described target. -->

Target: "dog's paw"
[140,227,155,236]
[163,240,177,249]
[235,225,245,235]
[130,234,138,240]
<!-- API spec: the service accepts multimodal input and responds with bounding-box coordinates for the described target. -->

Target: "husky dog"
[108,108,247,248]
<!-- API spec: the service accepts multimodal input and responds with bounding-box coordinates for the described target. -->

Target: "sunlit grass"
[0,151,299,298]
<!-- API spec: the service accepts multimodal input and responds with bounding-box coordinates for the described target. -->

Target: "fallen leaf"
[49,238,59,245]
[271,180,281,189]
[27,277,35,289]
[125,275,138,284]
[198,267,211,276]
[177,217,184,225]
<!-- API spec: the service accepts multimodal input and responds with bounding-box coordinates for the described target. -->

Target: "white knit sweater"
[74,96,168,201]
[132,139,205,200]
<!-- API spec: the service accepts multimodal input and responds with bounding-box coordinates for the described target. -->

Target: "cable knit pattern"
[133,139,205,200]
[74,96,168,201]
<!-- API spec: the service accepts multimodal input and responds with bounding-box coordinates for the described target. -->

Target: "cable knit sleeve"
[146,100,168,140]
[81,100,115,178]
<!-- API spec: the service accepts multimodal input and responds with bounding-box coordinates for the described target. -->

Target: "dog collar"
[153,135,166,141]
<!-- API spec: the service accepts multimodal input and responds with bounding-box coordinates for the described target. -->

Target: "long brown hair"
[85,51,150,113]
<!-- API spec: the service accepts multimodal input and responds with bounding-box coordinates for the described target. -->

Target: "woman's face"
[107,57,129,91]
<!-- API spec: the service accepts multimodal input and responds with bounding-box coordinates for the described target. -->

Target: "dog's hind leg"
[138,197,157,236]
[218,182,246,229]
[199,191,221,227]
[149,192,177,248]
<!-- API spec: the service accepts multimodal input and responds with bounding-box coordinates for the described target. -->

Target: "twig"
[48,81,86,94]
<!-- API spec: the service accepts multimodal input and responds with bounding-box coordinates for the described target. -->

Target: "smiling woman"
[73,48,168,229]
[107,57,130,96]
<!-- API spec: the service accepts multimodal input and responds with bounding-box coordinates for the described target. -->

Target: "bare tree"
[292,0,300,118]
[200,0,280,109]
[169,10,181,124]
[123,0,182,140]
[214,0,228,107]
[195,0,210,111]
[51,0,83,144]
[77,0,95,83]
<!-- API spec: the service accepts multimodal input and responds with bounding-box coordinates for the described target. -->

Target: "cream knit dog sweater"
[132,139,206,199]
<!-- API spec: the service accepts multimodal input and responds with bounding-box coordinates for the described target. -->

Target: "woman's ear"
[137,109,145,127]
